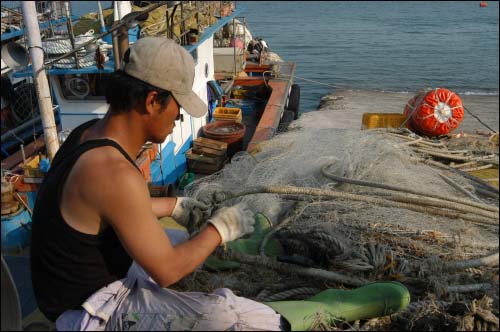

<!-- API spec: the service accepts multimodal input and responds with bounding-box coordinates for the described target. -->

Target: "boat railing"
[1,2,75,42]
[160,1,235,45]
[1,5,23,31]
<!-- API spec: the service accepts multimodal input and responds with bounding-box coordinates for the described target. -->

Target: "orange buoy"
[404,88,464,137]
[479,1,488,7]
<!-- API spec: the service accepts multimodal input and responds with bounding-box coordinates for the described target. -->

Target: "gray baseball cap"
[122,37,206,118]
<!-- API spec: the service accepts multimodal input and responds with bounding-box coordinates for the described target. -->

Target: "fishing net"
[180,95,499,329]
[187,124,496,242]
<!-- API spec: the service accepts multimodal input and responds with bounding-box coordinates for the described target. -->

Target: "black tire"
[278,110,295,132]
[286,84,300,120]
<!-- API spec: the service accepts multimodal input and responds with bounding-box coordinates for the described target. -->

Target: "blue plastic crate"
[224,99,256,116]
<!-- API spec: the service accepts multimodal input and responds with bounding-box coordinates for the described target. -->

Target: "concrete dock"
[308,90,499,133]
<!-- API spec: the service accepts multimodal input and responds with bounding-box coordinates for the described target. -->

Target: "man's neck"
[85,111,147,160]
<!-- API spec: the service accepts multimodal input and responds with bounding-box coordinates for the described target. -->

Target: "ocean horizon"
[3,1,499,112]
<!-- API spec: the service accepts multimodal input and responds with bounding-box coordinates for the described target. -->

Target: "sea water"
[4,1,498,112]
[240,1,499,111]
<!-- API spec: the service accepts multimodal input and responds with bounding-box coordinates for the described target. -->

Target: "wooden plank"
[188,159,226,174]
[244,63,271,73]
[194,137,228,150]
[186,149,224,165]
[248,80,289,152]
[234,77,266,87]
[192,145,227,158]
[2,137,45,170]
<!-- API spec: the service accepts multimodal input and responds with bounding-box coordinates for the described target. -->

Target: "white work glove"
[196,185,228,207]
[208,203,255,244]
[171,197,210,232]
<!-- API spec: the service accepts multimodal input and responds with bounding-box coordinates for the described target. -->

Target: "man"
[30,36,284,330]
[31,37,409,331]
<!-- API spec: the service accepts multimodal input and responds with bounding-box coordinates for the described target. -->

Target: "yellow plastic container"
[362,113,408,130]
[213,107,242,123]
[468,167,499,188]
[232,89,247,99]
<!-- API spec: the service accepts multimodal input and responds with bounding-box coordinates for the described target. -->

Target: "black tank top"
[31,119,136,321]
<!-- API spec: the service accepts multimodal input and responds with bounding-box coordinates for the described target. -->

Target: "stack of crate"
[187,137,228,174]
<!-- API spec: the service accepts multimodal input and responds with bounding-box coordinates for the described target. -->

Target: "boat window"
[58,74,112,100]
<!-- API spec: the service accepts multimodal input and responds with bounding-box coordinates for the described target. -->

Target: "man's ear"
[144,90,159,114]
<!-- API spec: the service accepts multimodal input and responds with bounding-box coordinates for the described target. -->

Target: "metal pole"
[21,1,60,161]
[112,22,121,70]
[64,1,79,69]
[118,25,129,61]
[97,1,106,33]
[46,2,55,38]
[233,18,237,77]
[51,1,59,20]
[180,2,185,45]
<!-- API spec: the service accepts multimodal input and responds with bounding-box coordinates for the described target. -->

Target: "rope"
[446,283,492,293]
[255,289,272,301]
[425,160,499,195]
[50,52,109,69]
[386,132,446,148]
[437,172,485,204]
[259,202,307,256]
[226,185,499,226]
[412,147,473,162]
[401,300,450,313]
[262,287,320,302]
[320,161,498,213]
[217,250,368,287]
[277,229,347,256]
[463,106,498,133]
[446,251,499,270]
[399,90,429,129]
[278,73,340,89]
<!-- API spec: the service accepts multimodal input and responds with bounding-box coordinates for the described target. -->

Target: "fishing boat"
[1,1,300,329]
[1,2,81,158]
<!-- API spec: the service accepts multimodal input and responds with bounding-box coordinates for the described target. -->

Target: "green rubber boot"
[265,282,410,331]
[204,213,282,270]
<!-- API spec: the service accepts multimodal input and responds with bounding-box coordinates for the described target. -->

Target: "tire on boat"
[286,84,300,120]
[278,110,295,132]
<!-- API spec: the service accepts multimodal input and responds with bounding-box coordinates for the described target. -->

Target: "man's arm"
[87,161,221,287]
[151,196,177,218]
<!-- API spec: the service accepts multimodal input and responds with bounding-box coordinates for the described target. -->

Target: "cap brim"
[173,91,207,118]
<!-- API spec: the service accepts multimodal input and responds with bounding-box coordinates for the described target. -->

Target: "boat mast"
[21,1,60,161]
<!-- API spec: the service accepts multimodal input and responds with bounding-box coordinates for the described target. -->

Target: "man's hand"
[171,197,210,232]
[208,202,255,244]
[197,186,227,207]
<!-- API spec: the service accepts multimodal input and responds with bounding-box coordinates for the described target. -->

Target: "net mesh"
[187,124,496,247]
[181,99,499,324]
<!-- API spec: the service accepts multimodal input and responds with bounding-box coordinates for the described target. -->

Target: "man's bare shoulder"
[69,146,146,206]
[72,145,140,180]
